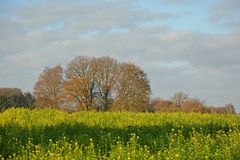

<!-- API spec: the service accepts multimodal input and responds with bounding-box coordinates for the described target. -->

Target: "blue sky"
[0,0,240,111]
[137,0,225,33]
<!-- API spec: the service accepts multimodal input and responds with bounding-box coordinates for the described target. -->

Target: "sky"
[0,0,240,111]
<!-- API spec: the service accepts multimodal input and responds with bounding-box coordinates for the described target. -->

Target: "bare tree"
[170,92,189,108]
[61,76,91,111]
[33,65,63,108]
[65,56,92,78]
[93,56,119,111]
[113,63,151,112]
[63,56,96,110]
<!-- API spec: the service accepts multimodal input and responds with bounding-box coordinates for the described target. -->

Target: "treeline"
[0,88,35,111]
[0,56,236,114]
[150,92,236,114]
[33,56,151,112]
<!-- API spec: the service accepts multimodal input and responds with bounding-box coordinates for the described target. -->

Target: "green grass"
[0,108,240,159]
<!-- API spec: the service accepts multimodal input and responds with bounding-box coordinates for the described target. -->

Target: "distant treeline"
[150,92,236,114]
[0,88,236,114]
[0,56,236,114]
[0,88,35,111]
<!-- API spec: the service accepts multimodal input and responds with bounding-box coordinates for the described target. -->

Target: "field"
[0,108,240,159]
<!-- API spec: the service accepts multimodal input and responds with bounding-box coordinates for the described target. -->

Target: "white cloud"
[210,0,240,31]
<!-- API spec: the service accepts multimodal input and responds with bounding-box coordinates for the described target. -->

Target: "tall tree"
[33,65,63,108]
[113,63,151,112]
[61,76,92,111]
[63,56,96,110]
[93,56,119,111]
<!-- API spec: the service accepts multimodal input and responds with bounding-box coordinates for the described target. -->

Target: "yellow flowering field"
[0,108,240,159]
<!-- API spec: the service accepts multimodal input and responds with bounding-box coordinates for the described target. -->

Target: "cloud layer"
[0,0,240,111]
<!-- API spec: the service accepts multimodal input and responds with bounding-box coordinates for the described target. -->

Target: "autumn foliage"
[33,65,63,108]
[34,56,151,112]
[150,95,236,114]
[32,56,236,114]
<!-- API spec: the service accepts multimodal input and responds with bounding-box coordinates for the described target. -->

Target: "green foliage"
[0,108,240,159]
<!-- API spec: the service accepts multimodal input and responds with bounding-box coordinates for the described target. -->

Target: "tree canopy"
[34,56,151,111]
[33,65,63,108]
